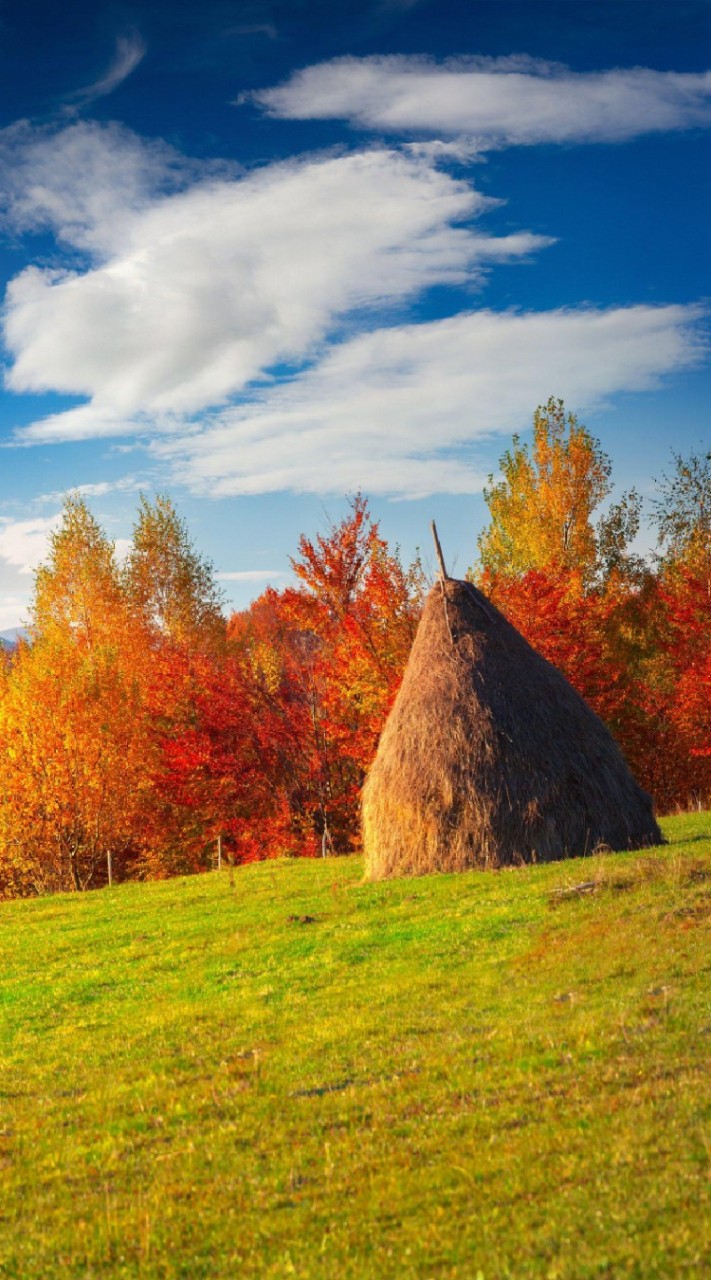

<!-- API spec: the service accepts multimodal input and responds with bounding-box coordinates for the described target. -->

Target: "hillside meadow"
[1,812,709,1279]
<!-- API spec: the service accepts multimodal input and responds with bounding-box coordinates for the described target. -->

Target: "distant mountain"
[0,628,29,650]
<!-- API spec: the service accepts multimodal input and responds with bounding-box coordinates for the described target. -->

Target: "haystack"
[362,575,661,879]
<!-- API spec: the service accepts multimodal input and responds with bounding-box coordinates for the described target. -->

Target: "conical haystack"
[362,577,661,879]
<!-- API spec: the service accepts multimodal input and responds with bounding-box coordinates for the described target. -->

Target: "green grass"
[1,814,709,1279]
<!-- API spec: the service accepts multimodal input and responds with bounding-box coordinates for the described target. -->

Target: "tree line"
[0,398,708,896]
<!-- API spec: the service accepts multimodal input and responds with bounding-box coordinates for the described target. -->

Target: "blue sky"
[0,0,709,627]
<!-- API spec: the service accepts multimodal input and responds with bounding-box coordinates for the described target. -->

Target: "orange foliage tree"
[0,493,293,895]
[0,499,153,895]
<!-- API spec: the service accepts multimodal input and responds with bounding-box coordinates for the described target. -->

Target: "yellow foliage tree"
[0,498,153,895]
[123,494,226,652]
[477,397,613,580]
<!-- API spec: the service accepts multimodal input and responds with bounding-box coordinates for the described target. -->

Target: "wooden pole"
[430,520,449,581]
[217,833,222,871]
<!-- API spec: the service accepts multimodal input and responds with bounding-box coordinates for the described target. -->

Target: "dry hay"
[362,577,661,879]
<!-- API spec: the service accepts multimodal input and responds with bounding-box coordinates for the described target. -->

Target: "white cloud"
[2,108,708,512]
[251,55,711,148]
[402,138,485,163]
[148,304,706,499]
[34,475,146,503]
[3,130,549,419]
[68,31,147,109]
[0,120,195,258]
[16,405,149,445]
[0,515,61,574]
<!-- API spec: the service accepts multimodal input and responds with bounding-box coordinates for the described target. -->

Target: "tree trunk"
[69,850,81,892]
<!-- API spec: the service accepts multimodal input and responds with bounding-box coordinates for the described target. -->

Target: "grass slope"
[1,814,709,1279]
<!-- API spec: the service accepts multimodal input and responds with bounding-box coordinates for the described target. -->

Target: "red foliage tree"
[477,421,710,813]
[229,496,424,853]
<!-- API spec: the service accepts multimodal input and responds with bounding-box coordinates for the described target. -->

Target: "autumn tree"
[142,645,294,873]
[0,498,152,894]
[475,411,709,812]
[230,496,424,854]
[124,494,226,652]
[121,493,297,874]
[122,495,274,874]
[474,402,658,802]
[0,491,292,894]
[652,448,711,594]
[477,398,617,580]
[647,450,711,800]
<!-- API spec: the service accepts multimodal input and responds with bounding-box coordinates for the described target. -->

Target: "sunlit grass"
[1,813,709,1277]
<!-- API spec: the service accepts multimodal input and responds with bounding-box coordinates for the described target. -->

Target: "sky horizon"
[0,0,709,629]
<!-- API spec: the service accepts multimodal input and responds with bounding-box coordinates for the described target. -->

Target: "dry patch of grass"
[549,848,710,903]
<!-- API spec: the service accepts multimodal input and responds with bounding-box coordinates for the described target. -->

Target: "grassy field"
[1,814,709,1279]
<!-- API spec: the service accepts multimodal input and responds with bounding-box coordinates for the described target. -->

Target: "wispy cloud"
[2,125,549,420]
[251,55,711,148]
[1,94,708,507]
[226,23,277,40]
[0,119,198,258]
[12,406,150,446]
[67,31,147,110]
[146,304,706,500]
[34,475,147,504]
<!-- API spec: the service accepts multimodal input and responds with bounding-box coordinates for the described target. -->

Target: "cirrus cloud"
[1,95,708,507]
[250,55,711,148]
[67,30,148,111]
[0,119,201,257]
[146,304,707,500]
[14,304,706,498]
[2,126,550,418]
